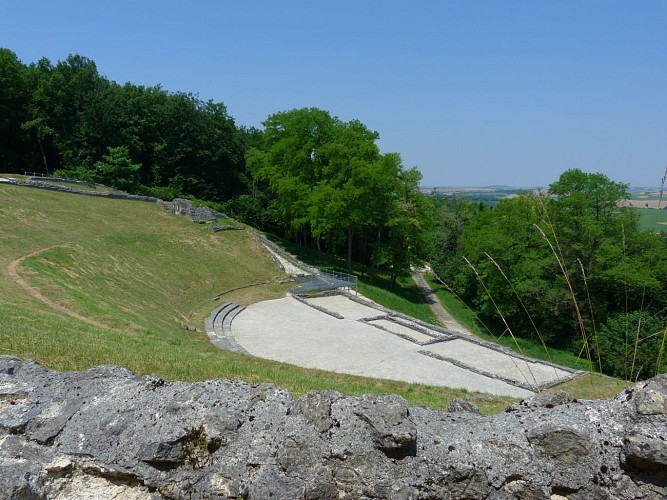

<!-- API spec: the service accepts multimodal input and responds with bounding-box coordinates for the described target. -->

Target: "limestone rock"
[171,198,193,215]
[526,423,593,465]
[633,374,667,415]
[448,397,481,414]
[191,205,224,222]
[1,356,666,499]
[505,390,574,412]
[621,431,667,487]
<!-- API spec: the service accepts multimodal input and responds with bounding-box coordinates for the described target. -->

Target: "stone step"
[205,302,248,355]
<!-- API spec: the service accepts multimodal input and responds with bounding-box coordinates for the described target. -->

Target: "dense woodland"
[427,171,667,380]
[1,49,665,379]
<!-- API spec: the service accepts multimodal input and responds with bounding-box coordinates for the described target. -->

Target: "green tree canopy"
[246,107,424,279]
[430,169,666,378]
[94,145,141,191]
[0,48,30,170]
[0,51,247,202]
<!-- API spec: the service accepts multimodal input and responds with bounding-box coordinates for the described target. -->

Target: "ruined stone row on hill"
[2,178,229,224]
[0,356,665,499]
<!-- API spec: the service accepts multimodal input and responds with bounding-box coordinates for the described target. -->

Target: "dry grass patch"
[547,373,629,400]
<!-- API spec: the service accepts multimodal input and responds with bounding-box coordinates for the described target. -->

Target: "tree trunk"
[347,226,353,272]
[361,227,367,277]
[370,227,382,279]
[39,140,49,175]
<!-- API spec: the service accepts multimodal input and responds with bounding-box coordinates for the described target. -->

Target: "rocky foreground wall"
[0,356,665,499]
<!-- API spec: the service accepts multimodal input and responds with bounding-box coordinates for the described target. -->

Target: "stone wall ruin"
[1,356,665,499]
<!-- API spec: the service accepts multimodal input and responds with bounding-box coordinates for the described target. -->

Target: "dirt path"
[7,246,108,329]
[412,272,475,336]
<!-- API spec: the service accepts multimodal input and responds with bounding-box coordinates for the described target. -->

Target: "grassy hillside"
[1,183,525,413]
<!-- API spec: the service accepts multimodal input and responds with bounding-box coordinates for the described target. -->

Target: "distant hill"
[421,186,525,207]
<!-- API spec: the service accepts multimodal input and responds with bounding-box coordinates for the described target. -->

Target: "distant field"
[627,189,664,208]
[626,199,664,209]
[423,186,523,207]
[636,207,667,232]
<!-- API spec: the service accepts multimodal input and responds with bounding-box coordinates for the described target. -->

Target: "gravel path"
[412,272,474,335]
[7,245,109,329]
[268,251,309,276]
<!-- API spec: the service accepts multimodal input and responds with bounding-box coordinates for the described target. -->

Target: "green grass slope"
[0,184,520,412]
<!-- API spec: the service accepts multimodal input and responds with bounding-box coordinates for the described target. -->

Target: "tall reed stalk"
[621,224,630,381]
[653,165,667,375]
[484,253,563,383]
[463,256,541,391]
[576,258,602,373]
[431,273,496,338]
[533,223,595,373]
[484,254,543,342]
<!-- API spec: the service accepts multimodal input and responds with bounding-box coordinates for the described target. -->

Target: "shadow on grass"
[357,273,428,306]
[262,233,429,306]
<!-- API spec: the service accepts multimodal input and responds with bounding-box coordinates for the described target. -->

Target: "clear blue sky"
[3,1,666,188]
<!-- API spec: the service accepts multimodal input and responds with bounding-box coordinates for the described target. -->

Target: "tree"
[549,169,629,223]
[248,106,388,266]
[548,169,635,276]
[5,52,248,203]
[455,192,574,344]
[151,95,245,201]
[244,107,426,279]
[95,146,140,191]
[248,108,337,242]
[28,54,107,171]
[21,57,58,172]
[0,49,29,172]
[20,115,54,173]
[373,164,424,290]
[547,169,641,328]
[310,118,381,270]
[428,195,479,293]
[430,169,667,378]
[597,311,666,380]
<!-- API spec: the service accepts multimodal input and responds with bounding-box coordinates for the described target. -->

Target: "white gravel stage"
[231,294,577,398]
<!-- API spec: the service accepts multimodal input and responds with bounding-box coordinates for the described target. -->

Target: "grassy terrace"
[0,183,525,413]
